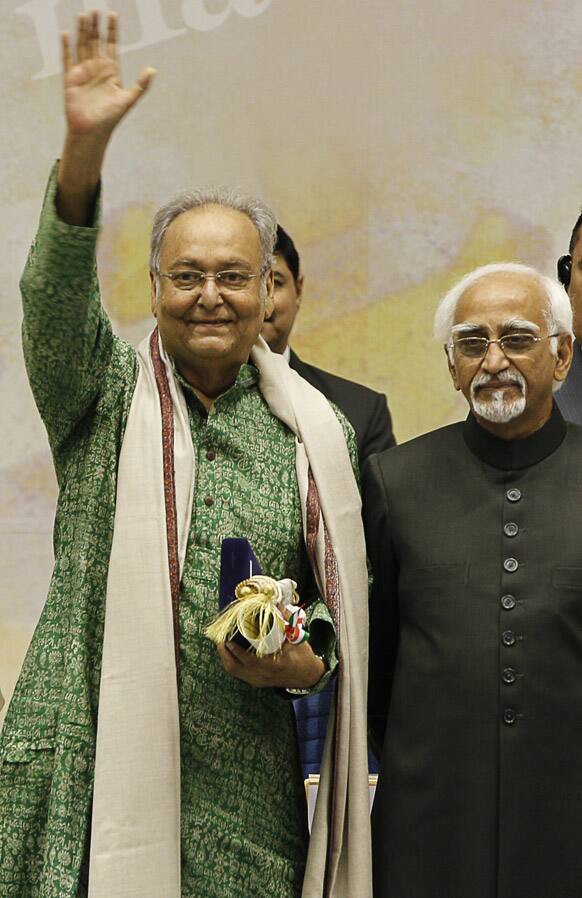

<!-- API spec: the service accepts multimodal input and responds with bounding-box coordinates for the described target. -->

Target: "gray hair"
[434,262,573,360]
[149,186,277,281]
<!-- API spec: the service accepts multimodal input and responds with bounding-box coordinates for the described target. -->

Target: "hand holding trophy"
[206,539,325,689]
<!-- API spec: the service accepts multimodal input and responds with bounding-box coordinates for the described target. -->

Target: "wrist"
[309,653,327,686]
[286,653,327,695]
[61,129,111,170]
[57,136,108,226]
[59,130,110,184]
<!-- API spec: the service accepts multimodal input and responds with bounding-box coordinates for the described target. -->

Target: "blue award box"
[218,538,263,649]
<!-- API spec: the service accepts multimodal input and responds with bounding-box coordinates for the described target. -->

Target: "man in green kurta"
[0,13,364,898]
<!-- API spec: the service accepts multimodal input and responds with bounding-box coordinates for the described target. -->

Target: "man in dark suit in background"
[262,225,396,461]
[261,225,396,777]
[556,210,582,422]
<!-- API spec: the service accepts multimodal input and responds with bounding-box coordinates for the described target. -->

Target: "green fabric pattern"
[0,167,355,898]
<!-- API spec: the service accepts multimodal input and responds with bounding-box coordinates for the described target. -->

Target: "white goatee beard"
[470,369,527,424]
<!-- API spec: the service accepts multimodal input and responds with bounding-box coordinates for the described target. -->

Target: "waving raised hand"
[57,11,155,225]
[62,11,155,137]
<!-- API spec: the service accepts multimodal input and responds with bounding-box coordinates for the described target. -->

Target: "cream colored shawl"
[88,330,371,898]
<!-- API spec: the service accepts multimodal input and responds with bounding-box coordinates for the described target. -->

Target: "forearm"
[57,131,110,226]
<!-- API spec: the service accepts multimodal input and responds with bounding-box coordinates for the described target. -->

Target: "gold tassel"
[204,575,295,657]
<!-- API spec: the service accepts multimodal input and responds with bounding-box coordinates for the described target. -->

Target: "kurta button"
[503,708,517,725]
[502,630,516,646]
[506,488,522,502]
[503,557,519,573]
[206,450,216,461]
[502,667,517,684]
[504,522,519,537]
[501,594,516,610]
[204,495,214,507]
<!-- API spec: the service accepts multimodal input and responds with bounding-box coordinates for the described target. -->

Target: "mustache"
[471,369,526,394]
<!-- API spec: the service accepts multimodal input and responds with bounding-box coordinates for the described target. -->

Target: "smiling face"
[448,271,572,437]
[151,204,274,383]
[261,254,304,354]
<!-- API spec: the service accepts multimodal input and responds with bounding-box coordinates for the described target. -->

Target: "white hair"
[433,263,573,360]
[150,186,276,273]
[149,186,276,303]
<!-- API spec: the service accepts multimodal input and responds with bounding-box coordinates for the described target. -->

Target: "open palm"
[62,11,154,136]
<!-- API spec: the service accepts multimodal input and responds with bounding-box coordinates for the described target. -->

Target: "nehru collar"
[463,401,567,471]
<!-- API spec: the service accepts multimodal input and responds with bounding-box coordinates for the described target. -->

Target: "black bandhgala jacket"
[363,404,582,898]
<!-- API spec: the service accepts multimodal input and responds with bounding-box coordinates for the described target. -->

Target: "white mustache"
[471,369,526,394]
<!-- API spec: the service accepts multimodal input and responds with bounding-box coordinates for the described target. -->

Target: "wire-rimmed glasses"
[159,269,264,292]
[452,332,560,359]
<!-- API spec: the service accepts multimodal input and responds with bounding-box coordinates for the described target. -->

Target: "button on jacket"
[364,404,582,898]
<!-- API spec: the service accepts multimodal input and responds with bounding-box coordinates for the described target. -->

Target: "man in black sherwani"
[364,261,581,898]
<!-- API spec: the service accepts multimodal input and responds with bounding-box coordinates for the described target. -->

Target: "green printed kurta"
[0,170,349,898]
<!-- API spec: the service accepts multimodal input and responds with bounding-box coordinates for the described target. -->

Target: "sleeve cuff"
[27,161,102,276]
[291,601,338,697]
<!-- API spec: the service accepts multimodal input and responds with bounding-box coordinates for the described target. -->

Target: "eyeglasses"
[159,269,263,292]
[452,332,560,359]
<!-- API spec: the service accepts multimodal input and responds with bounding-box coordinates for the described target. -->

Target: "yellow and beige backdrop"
[1,0,580,725]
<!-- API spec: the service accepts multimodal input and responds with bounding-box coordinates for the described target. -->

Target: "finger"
[61,32,72,77]
[217,643,241,674]
[89,10,100,59]
[218,646,261,685]
[218,642,243,664]
[225,642,249,664]
[106,12,119,62]
[77,13,88,63]
[125,68,157,109]
[226,642,282,673]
